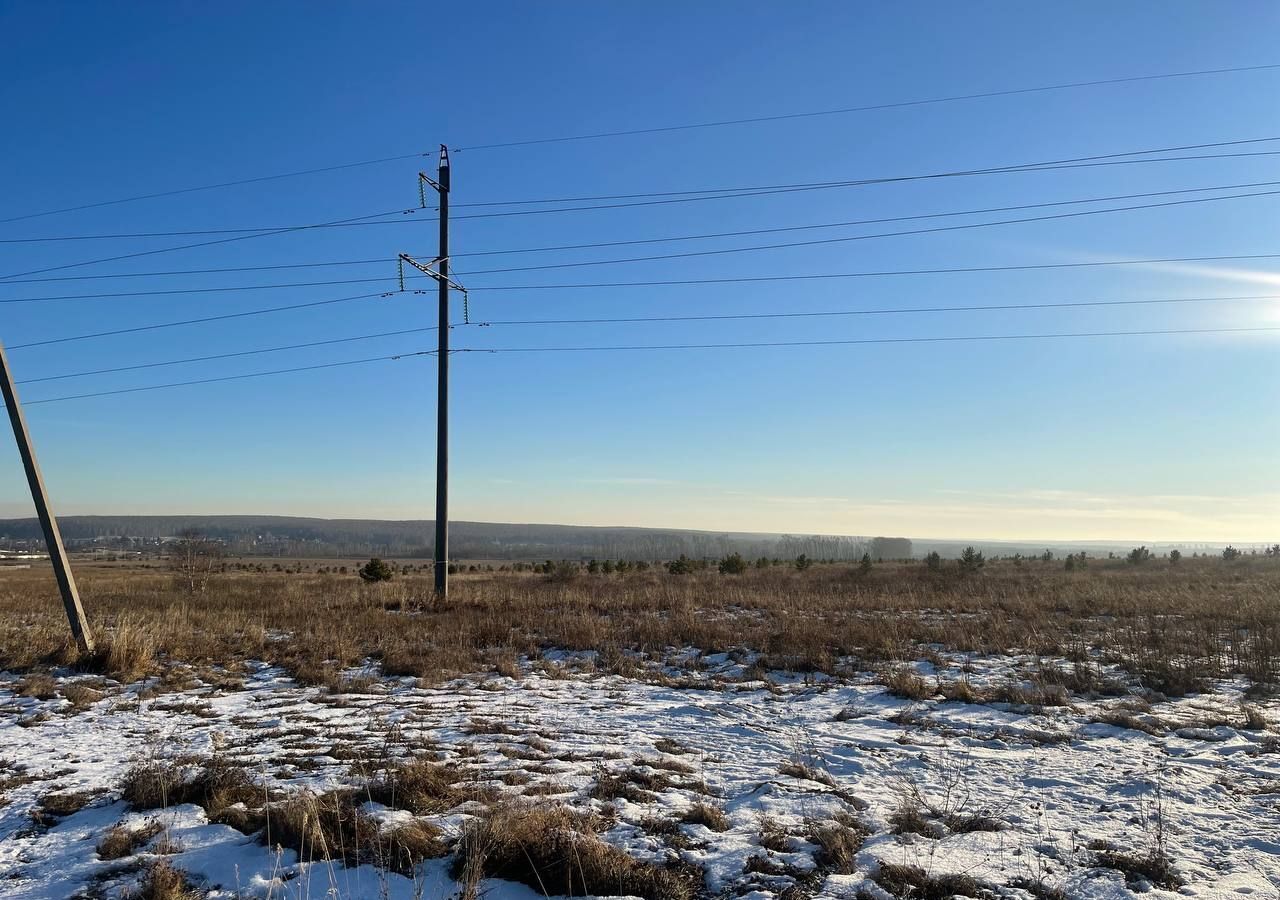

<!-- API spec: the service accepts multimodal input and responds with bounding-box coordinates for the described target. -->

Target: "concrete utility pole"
[400,145,465,599]
[0,341,94,652]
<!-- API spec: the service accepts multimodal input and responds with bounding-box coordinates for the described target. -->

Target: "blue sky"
[0,1,1277,542]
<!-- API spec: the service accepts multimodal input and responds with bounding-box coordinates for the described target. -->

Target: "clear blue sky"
[1,1,1277,542]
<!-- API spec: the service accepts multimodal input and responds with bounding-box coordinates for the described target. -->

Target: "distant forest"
[0,515,912,561]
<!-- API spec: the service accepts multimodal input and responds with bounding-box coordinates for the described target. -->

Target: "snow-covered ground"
[1,651,1277,899]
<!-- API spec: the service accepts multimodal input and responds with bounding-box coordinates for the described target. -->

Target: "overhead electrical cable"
[457,187,1280,276]
[0,151,437,227]
[454,62,1280,151]
[4,290,396,351]
[22,324,1280,406]
[22,352,435,406]
[6,138,1280,247]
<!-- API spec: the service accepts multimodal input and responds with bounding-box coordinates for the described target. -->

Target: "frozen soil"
[1,650,1278,899]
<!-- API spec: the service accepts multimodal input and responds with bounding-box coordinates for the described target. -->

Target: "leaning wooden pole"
[0,341,94,652]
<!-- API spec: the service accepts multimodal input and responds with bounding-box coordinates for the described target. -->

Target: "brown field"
[2,555,1277,697]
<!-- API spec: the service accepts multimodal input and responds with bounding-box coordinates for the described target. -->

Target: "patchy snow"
[0,652,1277,899]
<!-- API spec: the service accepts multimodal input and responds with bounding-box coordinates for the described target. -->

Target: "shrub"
[1127,546,1152,565]
[1169,549,1182,566]
[957,546,985,574]
[667,555,695,575]
[718,553,747,575]
[924,551,942,571]
[358,558,394,583]
[1223,545,1241,561]
[857,553,873,575]
[794,554,812,571]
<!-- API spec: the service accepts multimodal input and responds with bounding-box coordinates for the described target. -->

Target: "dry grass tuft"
[808,813,868,874]
[778,760,836,787]
[261,790,375,867]
[883,666,934,701]
[870,862,983,900]
[97,820,163,860]
[681,801,729,832]
[31,789,99,827]
[453,803,698,900]
[1091,841,1182,890]
[16,673,57,700]
[365,756,470,814]
[122,757,260,815]
[124,861,201,900]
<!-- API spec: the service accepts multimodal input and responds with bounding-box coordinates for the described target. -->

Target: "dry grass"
[453,803,698,900]
[681,801,729,832]
[807,813,869,874]
[0,558,1276,696]
[364,756,474,814]
[124,861,200,900]
[97,820,163,860]
[869,862,984,900]
[122,756,264,831]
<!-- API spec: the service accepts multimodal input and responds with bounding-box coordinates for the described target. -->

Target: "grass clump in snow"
[453,803,698,900]
[807,812,869,874]
[31,789,99,827]
[778,759,836,787]
[365,756,471,814]
[590,768,669,803]
[681,801,729,832]
[122,756,261,821]
[1090,839,1182,890]
[883,665,934,701]
[867,862,983,900]
[97,820,163,860]
[16,673,57,700]
[123,861,200,900]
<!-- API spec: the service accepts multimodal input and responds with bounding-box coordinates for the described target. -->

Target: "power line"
[23,352,435,406]
[6,139,1278,248]
[17,326,441,384]
[0,207,426,282]
[5,290,399,351]
[0,151,437,227]
[8,179,1280,304]
[448,144,1280,208]
[7,250,1279,291]
[0,276,396,305]
[20,291,1273,384]
[464,254,1280,290]
[480,293,1279,326]
[454,63,1280,151]
[5,61,1277,230]
[458,187,1280,276]
[455,326,1280,352]
[23,323,1280,406]
[448,179,1280,260]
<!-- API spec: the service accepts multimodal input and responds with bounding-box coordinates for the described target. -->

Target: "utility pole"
[0,341,94,652]
[400,145,465,598]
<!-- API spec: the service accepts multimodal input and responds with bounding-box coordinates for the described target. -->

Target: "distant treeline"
[0,515,911,562]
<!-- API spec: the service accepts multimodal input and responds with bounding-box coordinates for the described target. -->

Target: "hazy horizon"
[0,504,1269,547]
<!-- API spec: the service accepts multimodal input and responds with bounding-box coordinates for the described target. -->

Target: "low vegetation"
[2,555,1274,697]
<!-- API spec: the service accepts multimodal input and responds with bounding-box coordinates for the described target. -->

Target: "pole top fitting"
[439,144,450,167]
